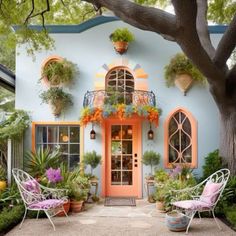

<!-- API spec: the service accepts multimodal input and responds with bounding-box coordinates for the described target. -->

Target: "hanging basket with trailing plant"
[41,56,77,87]
[40,87,73,116]
[109,28,135,54]
[164,53,205,95]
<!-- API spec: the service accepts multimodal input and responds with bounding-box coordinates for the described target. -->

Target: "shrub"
[202,149,223,180]
[0,205,24,233]
[142,151,161,176]
[83,151,102,176]
[225,205,236,230]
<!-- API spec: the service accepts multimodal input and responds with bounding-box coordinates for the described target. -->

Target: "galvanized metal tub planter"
[165,211,190,232]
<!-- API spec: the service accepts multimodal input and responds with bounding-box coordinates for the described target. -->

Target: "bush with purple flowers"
[46,168,62,183]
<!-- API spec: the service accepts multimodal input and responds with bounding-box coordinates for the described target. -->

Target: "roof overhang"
[0,64,15,92]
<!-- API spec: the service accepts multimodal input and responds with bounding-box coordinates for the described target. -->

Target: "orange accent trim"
[31,121,81,152]
[134,68,148,79]
[164,107,198,169]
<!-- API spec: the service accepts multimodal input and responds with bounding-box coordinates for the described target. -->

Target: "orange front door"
[104,119,142,198]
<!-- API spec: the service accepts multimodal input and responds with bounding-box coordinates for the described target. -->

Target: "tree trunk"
[219,109,236,175]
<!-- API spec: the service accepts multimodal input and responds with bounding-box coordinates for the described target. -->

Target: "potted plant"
[109,28,135,54]
[164,53,205,95]
[69,175,90,213]
[142,151,160,180]
[154,169,169,185]
[83,151,102,181]
[41,56,77,87]
[40,87,73,116]
[155,187,166,212]
[0,165,7,191]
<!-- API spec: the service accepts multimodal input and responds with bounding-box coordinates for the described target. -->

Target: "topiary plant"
[164,53,205,87]
[83,151,102,176]
[40,87,73,116]
[142,151,161,176]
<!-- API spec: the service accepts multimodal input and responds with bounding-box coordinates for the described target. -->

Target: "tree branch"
[82,0,177,40]
[196,0,215,59]
[24,0,35,25]
[214,13,236,68]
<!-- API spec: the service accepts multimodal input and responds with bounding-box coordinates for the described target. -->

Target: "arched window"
[164,108,197,168]
[106,67,134,105]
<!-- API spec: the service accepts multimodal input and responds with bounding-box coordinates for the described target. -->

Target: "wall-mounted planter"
[174,74,193,96]
[41,55,77,87]
[113,41,129,54]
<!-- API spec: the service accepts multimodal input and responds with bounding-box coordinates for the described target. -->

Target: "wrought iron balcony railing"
[83,90,156,108]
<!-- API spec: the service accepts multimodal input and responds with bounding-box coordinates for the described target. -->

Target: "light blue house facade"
[15,16,224,198]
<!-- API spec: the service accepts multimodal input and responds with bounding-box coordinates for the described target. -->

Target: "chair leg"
[212,210,222,230]
[36,211,40,220]
[198,211,201,223]
[185,211,196,235]
[19,208,27,229]
[44,211,56,231]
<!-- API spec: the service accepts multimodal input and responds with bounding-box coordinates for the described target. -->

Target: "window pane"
[70,144,80,155]
[36,126,47,143]
[70,126,80,143]
[59,126,69,143]
[69,155,80,170]
[48,126,58,143]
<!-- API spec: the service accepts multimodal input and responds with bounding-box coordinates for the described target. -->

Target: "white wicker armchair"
[171,168,230,234]
[12,168,69,231]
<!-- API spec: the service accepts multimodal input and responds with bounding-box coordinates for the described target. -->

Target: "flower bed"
[80,104,160,126]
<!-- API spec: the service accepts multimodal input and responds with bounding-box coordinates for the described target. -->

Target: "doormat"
[104,197,136,206]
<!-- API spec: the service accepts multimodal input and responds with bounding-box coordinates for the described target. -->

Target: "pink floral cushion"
[173,200,211,210]
[200,181,222,204]
[29,199,64,209]
[23,179,40,194]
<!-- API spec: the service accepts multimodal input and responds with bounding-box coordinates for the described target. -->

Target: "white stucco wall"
[15,19,222,197]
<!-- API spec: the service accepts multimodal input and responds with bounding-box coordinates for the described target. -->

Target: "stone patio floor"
[6,199,235,236]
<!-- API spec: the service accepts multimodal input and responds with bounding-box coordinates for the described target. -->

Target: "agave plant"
[24,148,61,178]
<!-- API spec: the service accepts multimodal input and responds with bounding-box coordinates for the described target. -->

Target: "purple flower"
[169,165,183,178]
[46,168,62,183]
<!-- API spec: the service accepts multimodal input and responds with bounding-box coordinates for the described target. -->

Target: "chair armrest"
[40,185,68,200]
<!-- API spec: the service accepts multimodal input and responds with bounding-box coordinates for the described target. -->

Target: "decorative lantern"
[148,123,154,140]
[90,124,96,139]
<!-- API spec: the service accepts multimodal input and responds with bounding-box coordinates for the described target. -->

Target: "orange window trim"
[31,121,82,152]
[164,107,198,169]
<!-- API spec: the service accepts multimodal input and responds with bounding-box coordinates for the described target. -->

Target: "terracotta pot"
[165,211,190,232]
[0,180,7,191]
[174,74,193,95]
[70,200,84,213]
[41,56,63,87]
[56,200,70,217]
[156,201,165,212]
[113,41,129,54]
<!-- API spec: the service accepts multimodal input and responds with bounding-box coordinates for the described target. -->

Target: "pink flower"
[46,168,62,183]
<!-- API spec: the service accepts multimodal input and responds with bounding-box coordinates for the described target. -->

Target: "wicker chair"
[171,168,230,234]
[12,168,68,231]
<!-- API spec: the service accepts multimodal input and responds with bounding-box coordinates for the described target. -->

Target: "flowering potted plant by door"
[40,87,73,116]
[109,28,135,54]
[164,53,205,95]
[0,165,7,191]
[41,56,77,87]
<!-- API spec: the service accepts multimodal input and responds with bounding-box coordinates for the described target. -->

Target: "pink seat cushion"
[200,181,222,204]
[173,200,211,210]
[23,179,40,194]
[29,199,65,209]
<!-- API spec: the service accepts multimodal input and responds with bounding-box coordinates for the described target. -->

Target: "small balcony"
[83,90,156,108]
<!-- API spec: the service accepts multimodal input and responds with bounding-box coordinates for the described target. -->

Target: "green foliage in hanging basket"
[40,87,73,108]
[110,28,135,42]
[42,58,77,85]
[164,53,206,87]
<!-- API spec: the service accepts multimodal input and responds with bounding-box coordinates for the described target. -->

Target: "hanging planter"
[41,56,77,87]
[109,28,135,54]
[164,53,205,95]
[40,87,73,117]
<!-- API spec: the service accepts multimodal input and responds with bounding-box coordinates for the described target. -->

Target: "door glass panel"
[111,171,121,185]
[112,155,121,170]
[122,171,132,185]
[122,141,132,154]
[122,156,132,170]
[111,125,133,186]
[111,141,122,155]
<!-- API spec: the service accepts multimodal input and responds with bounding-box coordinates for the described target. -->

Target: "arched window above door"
[105,67,134,105]
[164,108,197,168]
